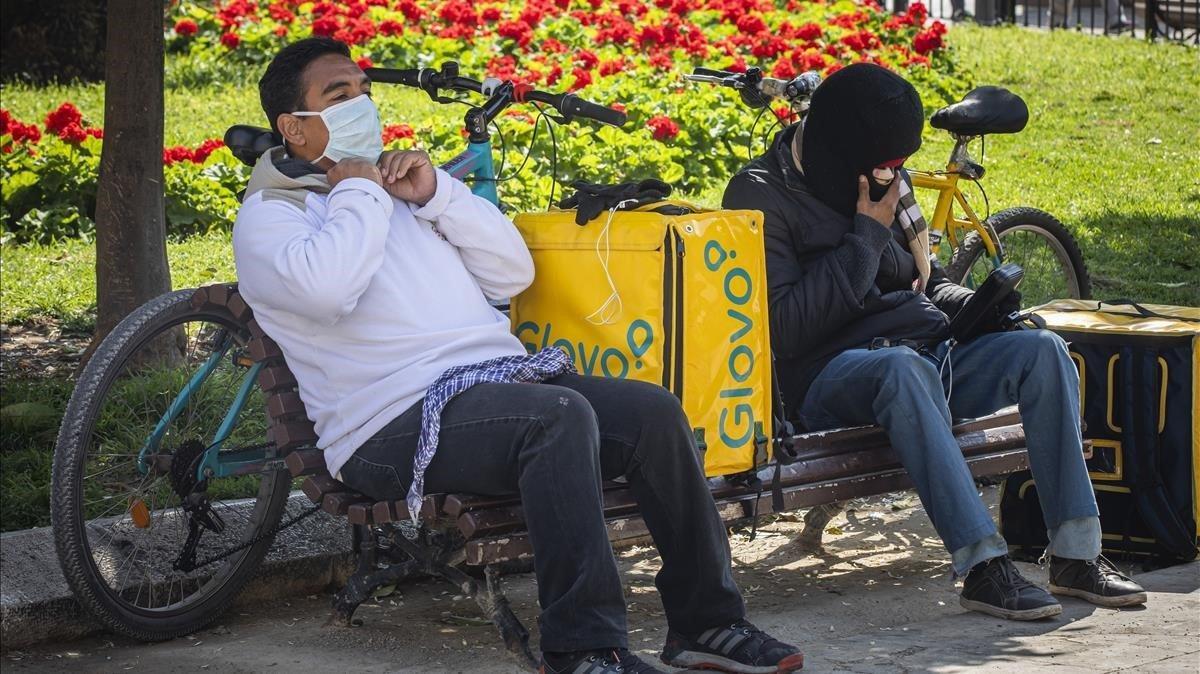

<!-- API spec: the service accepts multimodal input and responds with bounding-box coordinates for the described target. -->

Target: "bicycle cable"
[970,177,991,221]
[491,119,508,182]
[747,104,771,160]
[760,114,783,156]
[532,101,560,210]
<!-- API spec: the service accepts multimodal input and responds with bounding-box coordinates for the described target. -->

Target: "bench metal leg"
[330,524,423,626]
[332,524,538,670]
[474,564,537,671]
[795,501,845,552]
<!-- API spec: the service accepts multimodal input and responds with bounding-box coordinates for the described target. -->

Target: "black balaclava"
[800,63,925,218]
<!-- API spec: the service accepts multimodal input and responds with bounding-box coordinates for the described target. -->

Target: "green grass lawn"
[1,25,1197,531]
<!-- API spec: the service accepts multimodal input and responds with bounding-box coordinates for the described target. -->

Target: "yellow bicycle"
[688,67,1092,305]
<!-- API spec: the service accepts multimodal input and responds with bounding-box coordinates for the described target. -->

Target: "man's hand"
[327,158,383,189]
[857,175,901,227]
[378,150,437,206]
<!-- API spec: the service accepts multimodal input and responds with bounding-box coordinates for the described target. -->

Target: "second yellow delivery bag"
[510,201,773,477]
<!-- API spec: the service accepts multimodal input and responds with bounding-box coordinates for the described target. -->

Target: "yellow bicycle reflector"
[234,355,256,368]
[129,498,151,529]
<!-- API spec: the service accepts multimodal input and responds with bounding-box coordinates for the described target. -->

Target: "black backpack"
[1000,301,1199,564]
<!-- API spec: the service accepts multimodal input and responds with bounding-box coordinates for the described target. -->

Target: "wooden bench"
[192,282,1042,669]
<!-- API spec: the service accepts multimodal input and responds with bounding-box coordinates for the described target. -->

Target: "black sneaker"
[540,648,664,674]
[1048,555,1147,608]
[661,620,804,673]
[960,556,1062,620]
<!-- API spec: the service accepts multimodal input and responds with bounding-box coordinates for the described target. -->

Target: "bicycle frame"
[136,332,269,481]
[442,139,499,205]
[908,139,1004,274]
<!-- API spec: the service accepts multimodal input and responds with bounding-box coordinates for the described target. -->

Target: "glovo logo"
[515,319,655,379]
[705,238,757,449]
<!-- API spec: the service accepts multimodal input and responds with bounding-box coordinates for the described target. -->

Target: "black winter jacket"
[722,126,974,419]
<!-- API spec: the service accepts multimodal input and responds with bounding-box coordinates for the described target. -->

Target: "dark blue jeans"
[339,374,745,653]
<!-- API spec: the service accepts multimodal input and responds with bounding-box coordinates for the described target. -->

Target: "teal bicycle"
[50,63,623,641]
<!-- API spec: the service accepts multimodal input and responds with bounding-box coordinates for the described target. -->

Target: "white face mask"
[292,94,383,164]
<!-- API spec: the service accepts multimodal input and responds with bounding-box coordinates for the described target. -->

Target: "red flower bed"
[3,103,224,165]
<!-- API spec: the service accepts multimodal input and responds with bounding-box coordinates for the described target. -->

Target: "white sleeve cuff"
[410,168,455,221]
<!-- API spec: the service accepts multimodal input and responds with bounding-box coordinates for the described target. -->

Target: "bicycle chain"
[188,502,322,571]
[167,440,309,571]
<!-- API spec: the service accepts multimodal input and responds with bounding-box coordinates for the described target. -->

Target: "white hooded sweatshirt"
[232,147,532,478]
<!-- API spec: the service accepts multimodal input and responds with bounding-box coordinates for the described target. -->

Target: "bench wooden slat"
[348,503,374,525]
[302,474,347,503]
[443,481,627,518]
[372,500,400,523]
[284,449,325,477]
[421,494,446,523]
[189,286,210,310]
[322,492,373,516]
[463,446,1031,567]
[784,409,1021,461]
[247,317,267,339]
[191,283,233,310]
[457,489,641,539]
[258,365,298,393]
[465,514,651,566]
[249,334,283,362]
[226,291,252,322]
[267,391,307,421]
[273,419,318,451]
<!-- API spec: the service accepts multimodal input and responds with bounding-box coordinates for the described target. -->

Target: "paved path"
[4,487,1198,673]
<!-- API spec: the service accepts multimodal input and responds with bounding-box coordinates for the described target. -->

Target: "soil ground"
[5,486,1198,673]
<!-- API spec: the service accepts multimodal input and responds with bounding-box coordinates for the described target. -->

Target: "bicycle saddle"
[224,125,280,167]
[930,86,1029,136]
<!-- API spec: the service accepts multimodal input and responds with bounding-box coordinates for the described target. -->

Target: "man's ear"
[276,113,306,148]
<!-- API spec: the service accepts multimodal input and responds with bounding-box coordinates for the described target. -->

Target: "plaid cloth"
[895,173,931,292]
[406,347,576,523]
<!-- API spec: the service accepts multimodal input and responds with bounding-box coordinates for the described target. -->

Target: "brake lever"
[684,73,747,89]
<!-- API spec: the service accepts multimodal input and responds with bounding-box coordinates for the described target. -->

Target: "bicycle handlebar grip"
[693,66,736,78]
[560,94,627,127]
[363,67,422,88]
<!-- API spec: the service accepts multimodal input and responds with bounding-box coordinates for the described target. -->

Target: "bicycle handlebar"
[364,64,627,128]
[686,66,821,107]
[547,93,627,127]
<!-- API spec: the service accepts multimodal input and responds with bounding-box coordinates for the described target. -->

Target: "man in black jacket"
[723,63,1145,620]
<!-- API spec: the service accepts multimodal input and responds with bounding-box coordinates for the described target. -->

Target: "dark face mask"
[867,166,900,202]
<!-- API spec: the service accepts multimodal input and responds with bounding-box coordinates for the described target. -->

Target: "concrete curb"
[0,493,355,650]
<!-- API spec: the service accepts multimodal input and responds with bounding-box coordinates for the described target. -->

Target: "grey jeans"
[339,374,745,652]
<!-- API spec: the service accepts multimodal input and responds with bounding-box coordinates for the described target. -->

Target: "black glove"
[557,178,672,225]
[980,289,1023,333]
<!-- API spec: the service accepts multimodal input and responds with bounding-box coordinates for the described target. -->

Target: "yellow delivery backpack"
[511,201,773,477]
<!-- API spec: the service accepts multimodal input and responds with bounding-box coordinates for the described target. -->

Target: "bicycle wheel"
[947,207,1092,306]
[51,288,293,641]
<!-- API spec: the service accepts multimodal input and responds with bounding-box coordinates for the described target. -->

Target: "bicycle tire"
[51,288,290,641]
[946,207,1092,302]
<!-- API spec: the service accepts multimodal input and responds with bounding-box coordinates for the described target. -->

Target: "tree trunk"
[91,0,170,345]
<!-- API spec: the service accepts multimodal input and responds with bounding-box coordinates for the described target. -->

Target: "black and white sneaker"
[540,648,664,674]
[660,620,804,673]
[1049,555,1147,608]
[960,556,1062,620]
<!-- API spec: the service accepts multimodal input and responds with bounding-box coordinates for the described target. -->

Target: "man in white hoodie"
[234,38,803,674]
